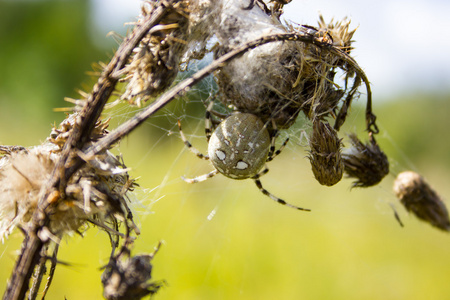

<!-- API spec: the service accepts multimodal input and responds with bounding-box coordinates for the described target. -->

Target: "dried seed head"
[317,15,356,54]
[121,0,190,105]
[342,133,389,188]
[0,149,57,241]
[48,113,110,151]
[0,114,136,241]
[393,171,450,231]
[308,120,343,186]
[102,252,163,300]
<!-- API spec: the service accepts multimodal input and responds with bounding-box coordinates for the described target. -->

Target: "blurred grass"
[1,1,450,299]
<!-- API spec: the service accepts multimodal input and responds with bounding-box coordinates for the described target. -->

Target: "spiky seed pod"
[393,171,450,231]
[102,252,163,300]
[48,113,110,151]
[317,15,356,54]
[121,0,190,105]
[308,120,343,186]
[342,134,389,188]
[0,114,136,241]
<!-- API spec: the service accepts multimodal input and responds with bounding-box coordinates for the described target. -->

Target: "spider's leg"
[182,170,218,183]
[266,118,289,161]
[252,169,311,211]
[205,101,215,142]
[267,137,289,162]
[243,0,255,10]
[243,0,270,13]
[267,121,279,159]
[178,120,209,160]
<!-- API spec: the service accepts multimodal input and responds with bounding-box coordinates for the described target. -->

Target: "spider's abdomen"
[208,113,270,179]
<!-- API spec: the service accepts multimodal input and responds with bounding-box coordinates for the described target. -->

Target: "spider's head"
[208,113,270,179]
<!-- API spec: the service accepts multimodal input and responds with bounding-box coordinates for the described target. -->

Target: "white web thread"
[104,0,442,242]
[103,0,360,219]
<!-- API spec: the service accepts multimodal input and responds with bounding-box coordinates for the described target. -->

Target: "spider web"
[101,46,399,225]
[101,81,420,299]
[91,1,449,299]
[98,0,396,245]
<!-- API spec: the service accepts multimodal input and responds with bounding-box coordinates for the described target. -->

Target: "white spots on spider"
[236,161,249,170]
[214,147,250,171]
[215,150,226,161]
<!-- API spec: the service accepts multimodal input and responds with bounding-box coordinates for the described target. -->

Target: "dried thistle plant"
[308,120,343,186]
[342,133,389,188]
[1,0,386,298]
[394,171,450,231]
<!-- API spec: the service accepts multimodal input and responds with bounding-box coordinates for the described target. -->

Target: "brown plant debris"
[342,133,389,188]
[0,113,136,242]
[308,120,343,186]
[121,0,190,106]
[213,1,360,131]
[102,243,164,300]
[394,171,450,231]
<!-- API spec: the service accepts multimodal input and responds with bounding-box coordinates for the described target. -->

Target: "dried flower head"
[0,114,136,241]
[121,0,190,105]
[393,171,450,231]
[308,120,343,186]
[342,133,389,188]
[317,15,356,53]
[48,113,110,150]
[102,245,164,300]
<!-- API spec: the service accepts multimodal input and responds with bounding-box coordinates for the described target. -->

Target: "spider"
[178,102,310,211]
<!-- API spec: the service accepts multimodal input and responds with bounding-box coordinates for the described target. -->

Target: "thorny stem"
[27,247,47,300]
[2,1,178,299]
[86,32,374,158]
[41,245,59,300]
[334,74,361,131]
[3,11,375,299]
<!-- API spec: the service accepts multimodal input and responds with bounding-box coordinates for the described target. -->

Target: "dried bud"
[317,15,356,54]
[121,1,190,105]
[393,171,450,231]
[48,113,110,151]
[342,134,389,188]
[308,120,343,186]
[102,253,163,300]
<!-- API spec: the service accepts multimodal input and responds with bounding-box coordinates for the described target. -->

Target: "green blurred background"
[1,1,450,299]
